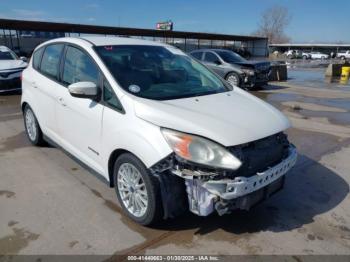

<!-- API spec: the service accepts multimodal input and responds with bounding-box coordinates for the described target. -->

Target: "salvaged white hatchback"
[22,37,297,225]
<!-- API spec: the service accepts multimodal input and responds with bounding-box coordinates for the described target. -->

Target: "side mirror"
[68,81,99,99]
[20,56,28,62]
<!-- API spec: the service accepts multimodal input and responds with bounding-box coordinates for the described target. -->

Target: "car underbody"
[150,132,297,218]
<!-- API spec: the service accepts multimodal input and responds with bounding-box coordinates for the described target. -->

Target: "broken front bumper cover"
[182,145,297,216]
[203,145,297,200]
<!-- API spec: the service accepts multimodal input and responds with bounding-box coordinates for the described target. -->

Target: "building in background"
[0,18,268,57]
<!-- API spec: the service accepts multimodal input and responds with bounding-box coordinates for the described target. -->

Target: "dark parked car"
[190,49,270,89]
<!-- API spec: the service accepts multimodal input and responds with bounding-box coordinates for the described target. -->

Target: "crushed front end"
[151,132,297,217]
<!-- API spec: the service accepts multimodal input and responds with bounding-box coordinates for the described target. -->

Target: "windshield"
[215,50,246,63]
[94,45,231,100]
[0,50,18,60]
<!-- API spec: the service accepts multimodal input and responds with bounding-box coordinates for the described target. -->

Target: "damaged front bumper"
[179,145,297,216]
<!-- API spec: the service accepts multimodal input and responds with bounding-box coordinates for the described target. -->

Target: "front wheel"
[226,72,241,87]
[113,153,163,225]
[23,105,45,146]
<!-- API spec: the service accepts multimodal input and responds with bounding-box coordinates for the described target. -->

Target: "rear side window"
[191,52,203,60]
[40,44,63,79]
[62,46,99,86]
[32,47,44,70]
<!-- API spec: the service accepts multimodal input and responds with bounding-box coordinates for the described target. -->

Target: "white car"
[302,52,311,59]
[285,50,302,59]
[336,50,350,60]
[21,37,297,225]
[0,46,28,93]
[310,51,329,60]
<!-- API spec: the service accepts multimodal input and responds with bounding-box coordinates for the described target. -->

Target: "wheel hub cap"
[227,75,239,86]
[25,109,37,141]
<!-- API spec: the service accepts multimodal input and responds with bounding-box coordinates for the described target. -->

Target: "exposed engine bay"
[150,132,297,218]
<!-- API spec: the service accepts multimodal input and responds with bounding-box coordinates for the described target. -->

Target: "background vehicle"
[302,51,311,59]
[0,45,28,93]
[190,49,270,89]
[285,50,302,59]
[22,37,296,225]
[336,50,350,60]
[310,51,329,60]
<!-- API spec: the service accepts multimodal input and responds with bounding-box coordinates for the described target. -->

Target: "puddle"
[288,69,350,90]
[0,190,16,198]
[0,131,31,153]
[0,227,40,254]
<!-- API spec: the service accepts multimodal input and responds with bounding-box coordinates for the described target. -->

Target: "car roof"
[190,49,233,53]
[39,36,168,48]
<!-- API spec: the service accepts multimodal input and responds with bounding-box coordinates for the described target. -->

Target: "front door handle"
[58,97,67,107]
[30,81,37,88]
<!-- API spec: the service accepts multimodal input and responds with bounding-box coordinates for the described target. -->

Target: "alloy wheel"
[117,163,148,217]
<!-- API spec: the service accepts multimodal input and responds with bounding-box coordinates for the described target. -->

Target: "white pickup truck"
[337,50,350,60]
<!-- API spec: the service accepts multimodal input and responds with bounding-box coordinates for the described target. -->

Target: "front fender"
[101,113,172,177]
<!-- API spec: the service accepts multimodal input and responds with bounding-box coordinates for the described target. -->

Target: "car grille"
[227,132,290,178]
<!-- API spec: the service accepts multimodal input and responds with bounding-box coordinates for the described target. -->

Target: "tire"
[113,153,163,225]
[225,72,241,87]
[340,56,346,60]
[23,105,45,146]
[287,54,293,59]
[302,55,307,60]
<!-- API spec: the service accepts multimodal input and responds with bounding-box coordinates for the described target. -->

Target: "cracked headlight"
[161,128,242,170]
[241,68,255,76]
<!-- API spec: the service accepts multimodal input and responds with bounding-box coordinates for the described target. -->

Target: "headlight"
[161,128,242,170]
[241,68,255,76]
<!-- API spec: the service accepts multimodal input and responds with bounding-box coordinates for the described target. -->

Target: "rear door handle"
[58,97,67,107]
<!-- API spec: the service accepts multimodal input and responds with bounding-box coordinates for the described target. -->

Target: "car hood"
[230,61,271,71]
[133,89,290,146]
[0,60,27,71]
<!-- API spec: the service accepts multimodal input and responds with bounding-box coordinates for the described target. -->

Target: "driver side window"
[62,46,99,86]
[204,52,219,63]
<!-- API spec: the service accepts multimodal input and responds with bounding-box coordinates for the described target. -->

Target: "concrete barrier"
[269,64,288,81]
[325,62,350,77]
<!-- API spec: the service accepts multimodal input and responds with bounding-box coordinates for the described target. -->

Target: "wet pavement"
[287,68,350,90]
[1,76,350,257]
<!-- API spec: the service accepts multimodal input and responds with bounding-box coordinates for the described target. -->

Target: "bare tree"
[254,5,292,44]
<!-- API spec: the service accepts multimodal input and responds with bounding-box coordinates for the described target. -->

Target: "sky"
[0,0,349,43]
